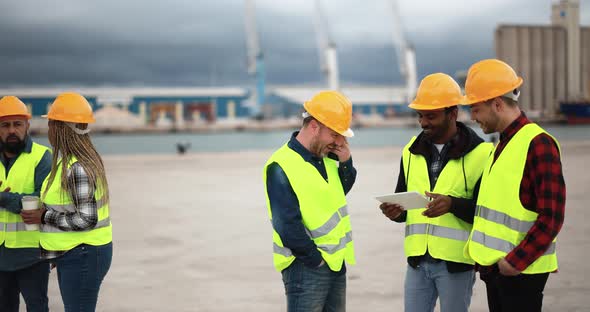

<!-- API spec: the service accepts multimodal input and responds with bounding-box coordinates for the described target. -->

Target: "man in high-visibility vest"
[462,59,566,312]
[379,73,492,312]
[263,91,356,312]
[0,96,52,312]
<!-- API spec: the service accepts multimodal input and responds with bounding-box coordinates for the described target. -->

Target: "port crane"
[244,0,266,116]
[313,0,340,91]
[390,0,417,102]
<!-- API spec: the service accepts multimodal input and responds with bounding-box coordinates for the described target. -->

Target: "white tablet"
[375,191,430,210]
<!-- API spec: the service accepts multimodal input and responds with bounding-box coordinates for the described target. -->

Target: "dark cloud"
[0,0,586,87]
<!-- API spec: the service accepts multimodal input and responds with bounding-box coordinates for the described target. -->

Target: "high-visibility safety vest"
[263,144,355,272]
[0,142,50,248]
[466,123,559,274]
[40,156,112,251]
[402,137,492,264]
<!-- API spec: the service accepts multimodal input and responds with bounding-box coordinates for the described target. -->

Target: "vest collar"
[23,135,33,153]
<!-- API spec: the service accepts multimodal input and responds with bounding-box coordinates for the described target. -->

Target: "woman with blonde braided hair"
[21,92,112,312]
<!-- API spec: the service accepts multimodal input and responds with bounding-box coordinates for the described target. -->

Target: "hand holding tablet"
[375,191,430,210]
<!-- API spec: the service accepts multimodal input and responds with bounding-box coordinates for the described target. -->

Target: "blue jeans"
[281,260,346,312]
[0,261,49,312]
[56,243,112,312]
[404,259,475,312]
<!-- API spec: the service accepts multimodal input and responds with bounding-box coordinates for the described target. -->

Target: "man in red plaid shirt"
[461,59,566,312]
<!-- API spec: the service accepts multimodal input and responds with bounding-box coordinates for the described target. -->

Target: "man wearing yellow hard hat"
[379,73,492,312]
[461,59,565,312]
[263,90,356,311]
[20,92,113,311]
[0,96,52,312]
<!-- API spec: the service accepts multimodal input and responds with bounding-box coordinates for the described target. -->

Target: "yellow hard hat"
[408,73,463,110]
[44,92,95,123]
[0,96,31,119]
[461,59,523,105]
[303,90,354,137]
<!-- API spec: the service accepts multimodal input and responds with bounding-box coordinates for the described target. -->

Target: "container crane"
[313,0,339,91]
[391,0,417,103]
[244,0,265,116]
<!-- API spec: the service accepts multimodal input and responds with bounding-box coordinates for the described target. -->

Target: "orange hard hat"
[408,73,463,110]
[303,90,354,137]
[44,92,95,123]
[0,96,31,119]
[461,59,523,105]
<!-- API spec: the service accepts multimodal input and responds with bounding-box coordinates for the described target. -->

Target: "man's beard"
[2,135,26,154]
[422,116,452,143]
[310,137,337,158]
[310,137,331,158]
[309,138,324,157]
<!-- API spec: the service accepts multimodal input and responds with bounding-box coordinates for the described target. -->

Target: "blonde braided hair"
[43,120,109,204]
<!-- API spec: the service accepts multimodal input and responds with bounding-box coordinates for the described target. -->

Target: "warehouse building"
[494,0,589,118]
[0,87,250,127]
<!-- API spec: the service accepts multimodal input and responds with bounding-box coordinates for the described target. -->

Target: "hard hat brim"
[340,128,354,138]
[459,96,478,105]
[42,114,95,123]
[461,77,523,105]
[408,102,456,110]
[0,114,31,120]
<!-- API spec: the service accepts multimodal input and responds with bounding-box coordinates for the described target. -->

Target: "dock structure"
[267,85,413,118]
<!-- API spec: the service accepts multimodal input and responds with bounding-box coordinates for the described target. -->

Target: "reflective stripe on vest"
[5,222,31,232]
[274,230,353,257]
[402,137,492,264]
[40,217,111,233]
[275,205,352,256]
[39,156,112,251]
[470,230,556,256]
[477,205,535,233]
[406,223,471,242]
[264,144,355,272]
[42,197,108,214]
[466,123,559,273]
[0,142,51,248]
[307,205,349,238]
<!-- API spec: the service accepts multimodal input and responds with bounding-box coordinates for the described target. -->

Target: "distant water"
[31,124,590,155]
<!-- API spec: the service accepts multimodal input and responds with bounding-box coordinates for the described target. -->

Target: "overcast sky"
[0,0,588,88]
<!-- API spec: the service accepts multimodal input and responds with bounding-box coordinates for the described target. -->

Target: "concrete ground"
[28,141,590,311]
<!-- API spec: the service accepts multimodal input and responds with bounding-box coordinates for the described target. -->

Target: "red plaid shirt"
[485,113,566,272]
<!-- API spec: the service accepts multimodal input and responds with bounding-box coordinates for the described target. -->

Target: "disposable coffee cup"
[21,196,40,231]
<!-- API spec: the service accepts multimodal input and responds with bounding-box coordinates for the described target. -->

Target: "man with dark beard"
[0,96,52,312]
[263,91,356,312]
[379,73,492,312]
